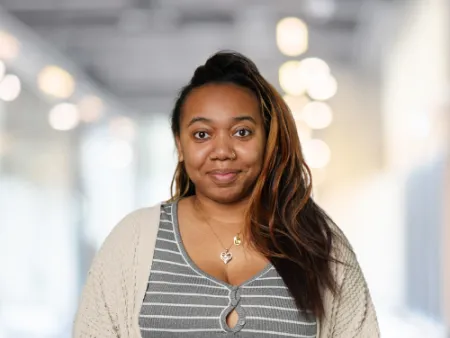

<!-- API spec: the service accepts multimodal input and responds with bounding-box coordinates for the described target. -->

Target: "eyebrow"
[187,115,257,127]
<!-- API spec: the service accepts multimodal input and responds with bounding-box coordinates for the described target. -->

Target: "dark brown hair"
[169,51,340,319]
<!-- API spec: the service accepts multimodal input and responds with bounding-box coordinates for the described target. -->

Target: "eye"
[234,128,252,137]
[193,131,210,139]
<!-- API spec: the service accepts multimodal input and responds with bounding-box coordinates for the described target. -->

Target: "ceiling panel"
[0,0,370,114]
[0,0,128,11]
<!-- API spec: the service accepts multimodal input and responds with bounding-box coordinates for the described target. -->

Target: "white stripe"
[141,328,223,333]
[152,259,188,267]
[258,277,282,280]
[148,281,225,289]
[159,228,174,234]
[150,271,202,278]
[156,238,177,244]
[242,295,294,300]
[159,220,173,224]
[242,305,299,312]
[140,315,218,320]
[247,316,315,325]
[154,248,181,255]
[258,266,277,279]
[187,270,228,289]
[146,291,228,298]
[142,302,224,308]
[242,285,288,289]
[171,219,228,289]
[242,329,316,338]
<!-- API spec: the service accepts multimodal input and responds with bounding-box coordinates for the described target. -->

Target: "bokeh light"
[0,60,6,82]
[0,30,20,60]
[299,57,331,80]
[48,103,80,131]
[38,66,75,99]
[302,139,331,168]
[306,73,338,101]
[0,74,21,102]
[276,17,308,56]
[295,119,313,143]
[301,101,333,129]
[78,96,105,123]
[283,94,310,119]
[279,61,308,96]
[109,116,136,142]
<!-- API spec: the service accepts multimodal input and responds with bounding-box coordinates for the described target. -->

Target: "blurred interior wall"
[320,0,449,330]
[445,151,450,327]
[382,0,449,322]
[383,0,449,320]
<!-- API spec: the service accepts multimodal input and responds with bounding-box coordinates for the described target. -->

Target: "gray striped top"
[139,202,317,337]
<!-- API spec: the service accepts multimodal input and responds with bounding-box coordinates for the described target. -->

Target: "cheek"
[238,142,265,167]
[183,143,210,168]
[251,150,265,168]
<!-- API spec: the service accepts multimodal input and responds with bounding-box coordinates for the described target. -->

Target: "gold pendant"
[220,250,232,264]
[233,233,242,246]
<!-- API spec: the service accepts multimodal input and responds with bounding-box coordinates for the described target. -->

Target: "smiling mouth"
[208,170,241,184]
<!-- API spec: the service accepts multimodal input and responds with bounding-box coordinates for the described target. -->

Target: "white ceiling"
[0,0,389,114]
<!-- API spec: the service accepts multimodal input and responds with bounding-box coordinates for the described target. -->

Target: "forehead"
[181,83,261,124]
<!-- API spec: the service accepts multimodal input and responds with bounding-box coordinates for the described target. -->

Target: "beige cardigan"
[73,203,380,338]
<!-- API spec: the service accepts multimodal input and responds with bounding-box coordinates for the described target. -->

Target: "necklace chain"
[194,200,242,264]
[207,220,236,251]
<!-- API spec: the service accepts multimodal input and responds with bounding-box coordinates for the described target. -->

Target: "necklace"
[194,202,242,264]
[205,219,242,264]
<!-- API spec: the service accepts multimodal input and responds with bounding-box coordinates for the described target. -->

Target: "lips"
[208,169,241,184]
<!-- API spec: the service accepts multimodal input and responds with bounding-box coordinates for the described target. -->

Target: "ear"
[175,135,184,162]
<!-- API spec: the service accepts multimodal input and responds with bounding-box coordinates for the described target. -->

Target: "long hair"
[169,51,341,319]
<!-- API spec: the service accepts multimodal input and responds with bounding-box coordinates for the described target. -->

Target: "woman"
[74,51,380,337]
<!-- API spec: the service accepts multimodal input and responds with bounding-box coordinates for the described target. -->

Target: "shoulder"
[93,202,163,266]
[320,223,380,337]
[327,221,365,292]
[107,203,161,240]
[329,221,357,268]
[74,202,166,333]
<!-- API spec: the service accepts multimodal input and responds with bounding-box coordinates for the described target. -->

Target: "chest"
[176,203,270,286]
[182,237,270,286]
[137,204,317,337]
[141,251,316,338]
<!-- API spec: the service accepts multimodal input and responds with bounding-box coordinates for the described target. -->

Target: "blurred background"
[0,0,449,337]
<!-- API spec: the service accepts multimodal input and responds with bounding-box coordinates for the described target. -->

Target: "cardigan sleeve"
[72,212,140,338]
[329,234,381,338]
[72,248,119,338]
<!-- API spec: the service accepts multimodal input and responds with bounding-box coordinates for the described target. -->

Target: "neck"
[192,194,248,226]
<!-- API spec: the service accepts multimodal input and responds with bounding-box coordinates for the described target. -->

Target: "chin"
[203,187,251,205]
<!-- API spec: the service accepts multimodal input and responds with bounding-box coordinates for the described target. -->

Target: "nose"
[210,133,234,160]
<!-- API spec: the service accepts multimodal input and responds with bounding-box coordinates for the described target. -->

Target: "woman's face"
[176,83,267,204]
